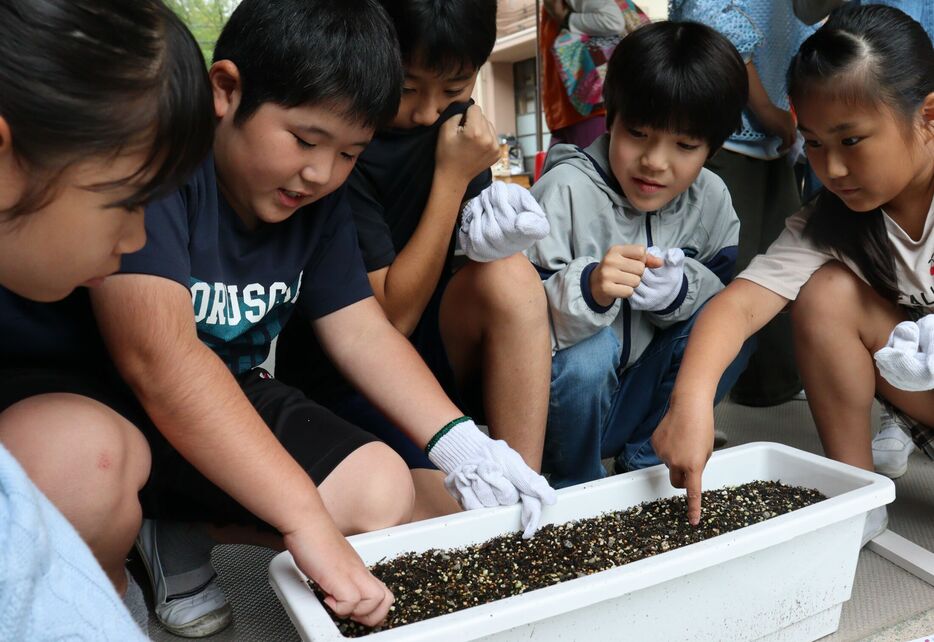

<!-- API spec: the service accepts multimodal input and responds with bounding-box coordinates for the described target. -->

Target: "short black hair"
[604,20,748,152]
[380,0,497,75]
[0,0,214,217]
[213,0,403,129]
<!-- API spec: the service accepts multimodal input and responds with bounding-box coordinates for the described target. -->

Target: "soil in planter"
[311,480,826,637]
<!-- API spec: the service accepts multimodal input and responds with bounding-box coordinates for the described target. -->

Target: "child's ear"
[921,92,934,125]
[0,116,24,213]
[209,60,242,121]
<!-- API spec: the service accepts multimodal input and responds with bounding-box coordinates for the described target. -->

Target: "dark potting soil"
[312,480,826,637]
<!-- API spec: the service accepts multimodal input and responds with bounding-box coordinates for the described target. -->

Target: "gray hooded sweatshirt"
[526,135,740,368]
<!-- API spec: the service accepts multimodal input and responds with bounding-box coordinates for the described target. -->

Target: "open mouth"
[277,188,310,207]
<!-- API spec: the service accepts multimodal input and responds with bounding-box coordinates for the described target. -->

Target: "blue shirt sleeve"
[120,182,194,286]
[297,190,374,320]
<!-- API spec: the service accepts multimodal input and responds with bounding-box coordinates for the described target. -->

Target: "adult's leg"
[792,262,934,469]
[707,151,802,405]
[438,254,551,470]
[0,393,150,592]
[542,327,620,488]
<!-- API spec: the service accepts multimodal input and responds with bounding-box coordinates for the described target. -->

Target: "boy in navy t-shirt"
[88,0,555,636]
[277,0,552,476]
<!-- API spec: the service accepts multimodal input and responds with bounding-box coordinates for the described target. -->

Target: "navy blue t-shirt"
[276,102,491,402]
[348,100,492,271]
[0,287,105,367]
[122,155,373,375]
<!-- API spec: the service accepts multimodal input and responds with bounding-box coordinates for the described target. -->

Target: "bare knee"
[0,394,149,547]
[319,442,415,534]
[460,254,547,320]
[792,261,899,349]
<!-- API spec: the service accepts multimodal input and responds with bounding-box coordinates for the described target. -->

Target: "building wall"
[476,0,669,175]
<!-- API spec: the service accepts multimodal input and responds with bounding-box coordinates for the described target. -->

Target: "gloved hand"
[427,418,557,538]
[874,314,934,391]
[629,246,686,311]
[459,181,550,262]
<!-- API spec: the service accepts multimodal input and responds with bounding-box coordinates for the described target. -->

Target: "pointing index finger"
[685,470,703,526]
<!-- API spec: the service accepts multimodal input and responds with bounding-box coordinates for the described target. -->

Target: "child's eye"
[444,87,466,96]
[677,142,701,151]
[340,152,357,161]
[293,134,314,149]
[804,139,821,148]
[402,87,416,95]
[627,128,646,138]
[841,136,862,146]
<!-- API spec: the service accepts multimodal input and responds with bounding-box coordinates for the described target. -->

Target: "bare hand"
[757,104,797,154]
[652,402,714,526]
[589,244,664,308]
[436,104,501,187]
[543,0,569,23]
[283,520,393,627]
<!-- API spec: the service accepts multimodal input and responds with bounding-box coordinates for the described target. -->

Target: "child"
[527,20,754,488]
[0,0,213,635]
[276,0,552,475]
[88,0,555,635]
[653,5,934,541]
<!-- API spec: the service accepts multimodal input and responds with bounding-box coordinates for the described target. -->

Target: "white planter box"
[269,442,894,642]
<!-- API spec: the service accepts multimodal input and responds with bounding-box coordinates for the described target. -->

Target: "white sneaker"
[136,519,232,638]
[861,506,889,546]
[872,408,916,479]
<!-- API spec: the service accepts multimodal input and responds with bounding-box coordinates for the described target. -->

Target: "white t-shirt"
[739,199,934,313]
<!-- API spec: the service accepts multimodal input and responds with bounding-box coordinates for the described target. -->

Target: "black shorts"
[0,365,379,529]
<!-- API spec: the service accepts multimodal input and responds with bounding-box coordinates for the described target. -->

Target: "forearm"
[670,281,787,406]
[567,0,625,36]
[380,170,470,335]
[317,298,462,448]
[91,277,329,536]
[121,342,329,534]
[746,62,776,122]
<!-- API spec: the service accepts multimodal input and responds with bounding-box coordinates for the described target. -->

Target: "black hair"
[603,20,748,152]
[214,0,403,129]
[380,0,497,76]
[0,0,214,218]
[788,5,934,303]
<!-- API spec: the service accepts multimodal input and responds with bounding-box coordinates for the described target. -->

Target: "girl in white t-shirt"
[650,4,934,540]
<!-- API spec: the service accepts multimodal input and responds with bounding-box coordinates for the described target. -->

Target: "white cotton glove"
[874,314,934,391]
[427,419,557,538]
[459,181,550,262]
[629,246,686,312]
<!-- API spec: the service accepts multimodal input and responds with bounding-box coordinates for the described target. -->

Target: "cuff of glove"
[653,274,689,314]
[425,417,489,473]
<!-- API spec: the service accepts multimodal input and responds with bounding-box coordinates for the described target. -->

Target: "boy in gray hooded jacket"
[528,20,755,487]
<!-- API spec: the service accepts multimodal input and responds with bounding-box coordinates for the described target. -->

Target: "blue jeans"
[544,310,755,488]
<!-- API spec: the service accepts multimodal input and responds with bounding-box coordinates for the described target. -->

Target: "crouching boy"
[527,21,755,488]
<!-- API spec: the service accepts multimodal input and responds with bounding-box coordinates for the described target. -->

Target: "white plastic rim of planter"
[269,442,895,642]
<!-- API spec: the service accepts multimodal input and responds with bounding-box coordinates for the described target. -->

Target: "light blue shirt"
[0,444,145,641]
[865,0,934,40]
[669,1,816,159]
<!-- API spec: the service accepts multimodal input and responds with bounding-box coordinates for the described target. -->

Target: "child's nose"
[641,147,668,172]
[824,149,848,179]
[412,98,442,126]
[117,209,146,256]
[301,156,334,186]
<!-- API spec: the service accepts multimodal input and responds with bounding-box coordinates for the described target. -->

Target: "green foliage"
[164,0,240,63]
